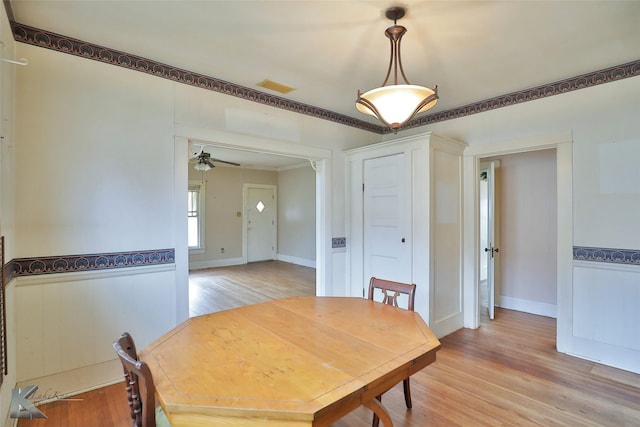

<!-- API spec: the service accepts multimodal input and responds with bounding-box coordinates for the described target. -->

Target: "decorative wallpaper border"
[5,248,175,281]
[405,60,640,132]
[9,22,640,135]
[10,22,384,134]
[573,246,640,266]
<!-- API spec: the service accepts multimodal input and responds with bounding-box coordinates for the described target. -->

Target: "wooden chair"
[113,332,171,427]
[367,277,417,427]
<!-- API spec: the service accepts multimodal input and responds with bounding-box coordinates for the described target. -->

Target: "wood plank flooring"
[189,261,316,316]
[19,261,640,426]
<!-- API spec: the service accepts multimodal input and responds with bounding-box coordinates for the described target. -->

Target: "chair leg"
[371,395,381,427]
[403,377,412,409]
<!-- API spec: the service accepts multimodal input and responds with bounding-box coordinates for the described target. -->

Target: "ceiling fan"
[191,149,240,171]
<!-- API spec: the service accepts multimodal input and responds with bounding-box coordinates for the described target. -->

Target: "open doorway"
[478,149,558,326]
[179,138,329,318]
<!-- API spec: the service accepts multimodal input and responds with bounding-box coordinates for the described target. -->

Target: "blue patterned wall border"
[5,248,175,279]
[573,246,640,265]
[9,22,640,136]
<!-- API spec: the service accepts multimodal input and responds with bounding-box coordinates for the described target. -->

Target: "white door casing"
[346,132,466,337]
[462,131,572,352]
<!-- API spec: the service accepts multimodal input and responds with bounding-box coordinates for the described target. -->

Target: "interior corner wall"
[277,165,316,267]
[0,5,18,423]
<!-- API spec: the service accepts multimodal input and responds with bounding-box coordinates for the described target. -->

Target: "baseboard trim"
[498,295,557,318]
[276,254,316,268]
[190,256,316,270]
[189,257,246,270]
[17,359,123,407]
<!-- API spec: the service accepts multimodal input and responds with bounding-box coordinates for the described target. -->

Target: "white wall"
[574,138,640,248]
[10,43,181,400]
[570,135,640,371]
[277,165,316,267]
[0,6,19,424]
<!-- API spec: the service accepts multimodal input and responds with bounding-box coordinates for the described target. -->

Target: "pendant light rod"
[355,6,439,132]
[381,6,409,87]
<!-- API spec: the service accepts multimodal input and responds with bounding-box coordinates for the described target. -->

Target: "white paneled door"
[363,154,411,296]
[485,161,499,320]
[246,186,276,262]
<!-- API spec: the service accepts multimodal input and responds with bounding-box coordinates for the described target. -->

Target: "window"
[188,181,205,252]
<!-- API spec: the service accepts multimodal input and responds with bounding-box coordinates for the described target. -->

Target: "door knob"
[485,247,499,257]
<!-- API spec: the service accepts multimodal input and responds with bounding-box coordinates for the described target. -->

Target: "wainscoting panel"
[14,265,176,388]
[572,261,640,372]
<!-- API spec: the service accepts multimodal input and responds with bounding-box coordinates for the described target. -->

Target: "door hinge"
[362,183,365,192]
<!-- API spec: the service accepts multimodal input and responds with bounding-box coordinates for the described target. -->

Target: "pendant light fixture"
[356,6,438,132]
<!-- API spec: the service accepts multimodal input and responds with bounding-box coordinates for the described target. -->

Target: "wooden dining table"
[140,296,441,426]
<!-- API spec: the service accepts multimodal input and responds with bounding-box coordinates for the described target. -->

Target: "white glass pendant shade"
[356,84,438,129]
[356,6,439,131]
[194,161,211,172]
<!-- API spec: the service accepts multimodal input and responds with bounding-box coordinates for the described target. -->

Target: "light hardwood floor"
[189,260,316,316]
[19,261,640,426]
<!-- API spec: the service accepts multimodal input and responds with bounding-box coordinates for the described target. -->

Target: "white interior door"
[363,154,411,296]
[485,161,499,320]
[246,186,276,262]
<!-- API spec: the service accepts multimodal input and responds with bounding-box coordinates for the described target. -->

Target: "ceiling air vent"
[256,79,295,94]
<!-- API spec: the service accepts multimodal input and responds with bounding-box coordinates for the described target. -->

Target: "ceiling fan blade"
[211,158,240,166]
[205,159,215,169]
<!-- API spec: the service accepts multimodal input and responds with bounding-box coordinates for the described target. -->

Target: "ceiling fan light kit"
[192,149,241,171]
[356,6,438,132]
[194,158,212,171]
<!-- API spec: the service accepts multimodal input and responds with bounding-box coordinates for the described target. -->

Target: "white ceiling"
[8,1,640,167]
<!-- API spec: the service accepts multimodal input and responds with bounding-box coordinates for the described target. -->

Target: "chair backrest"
[113,332,157,427]
[367,277,416,312]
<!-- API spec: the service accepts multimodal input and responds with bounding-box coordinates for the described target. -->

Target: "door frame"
[243,184,277,263]
[462,130,573,353]
[345,136,429,309]
[345,132,466,333]
[173,126,332,323]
